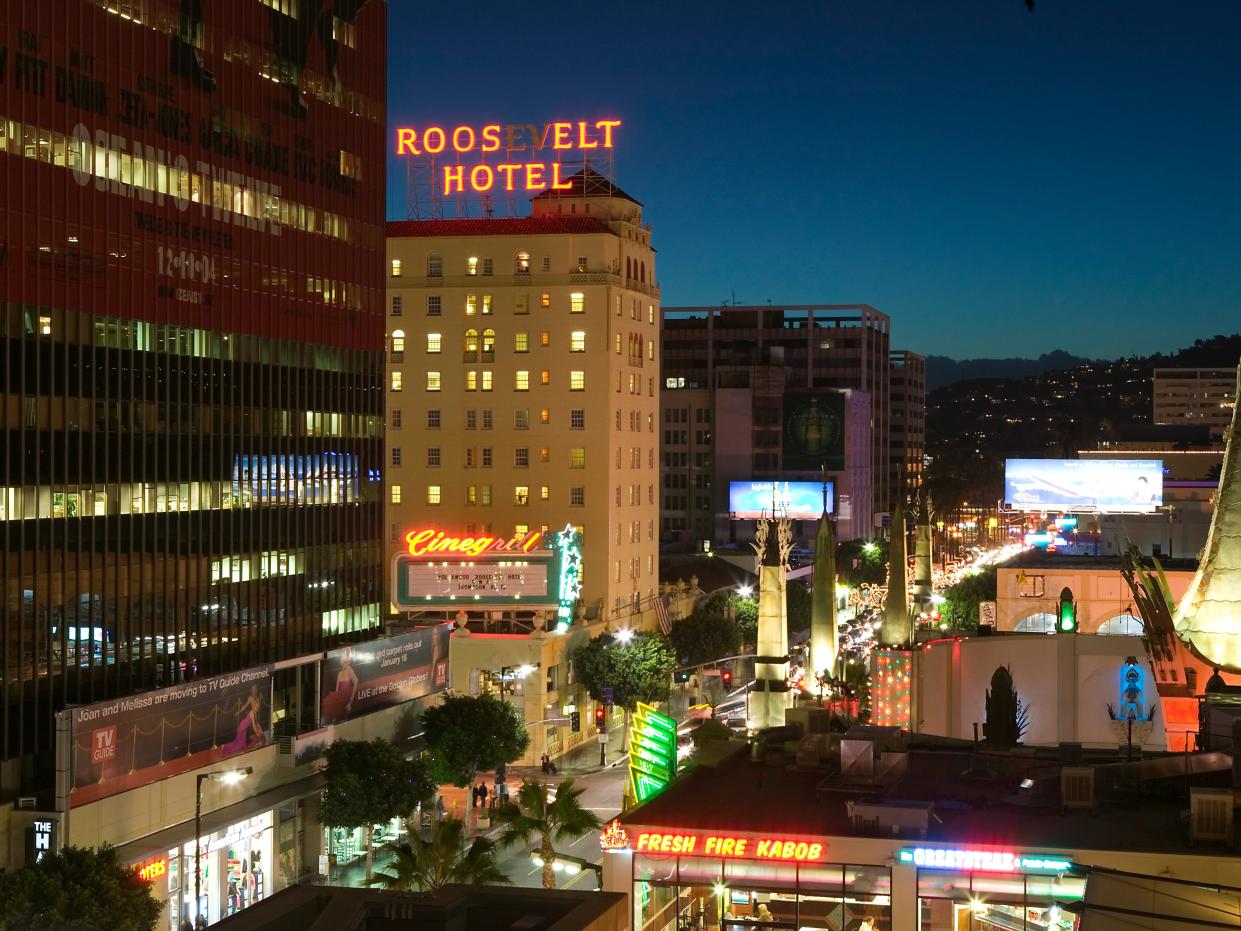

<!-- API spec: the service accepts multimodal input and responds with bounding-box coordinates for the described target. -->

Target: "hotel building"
[0,2,421,925]
[1153,367,1237,437]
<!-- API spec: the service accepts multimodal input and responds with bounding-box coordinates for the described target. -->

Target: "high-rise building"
[1153,367,1237,436]
[889,350,926,496]
[660,305,895,547]
[1,0,388,918]
[385,171,661,623]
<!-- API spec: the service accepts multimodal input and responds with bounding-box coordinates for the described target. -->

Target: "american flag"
[654,594,672,635]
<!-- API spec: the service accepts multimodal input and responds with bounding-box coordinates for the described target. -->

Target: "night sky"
[386,2,1241,360]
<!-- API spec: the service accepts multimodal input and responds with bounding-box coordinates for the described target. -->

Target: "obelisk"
[809,498,838,685]
[880,499,912,645]
[911,493,934,615]
[750,517,792,730]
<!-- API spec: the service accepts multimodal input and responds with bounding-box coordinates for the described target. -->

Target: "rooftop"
[530,167,642,205]
[623,738,1240,858]
[997,551,1200,573]
[386,215,614,238]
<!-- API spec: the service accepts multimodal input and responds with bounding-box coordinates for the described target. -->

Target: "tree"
[368,817,508,893]
[572,631,677,713]
[983,666,1029,746]
[786,579,813,635]
[421,692,529,789]
[493,778,602,888]
[733,596,758,646]
[0,844,161,931]
[940,565,997,631]
[689,717,734,751]
[319,738,434,884]
[669,608,740,666]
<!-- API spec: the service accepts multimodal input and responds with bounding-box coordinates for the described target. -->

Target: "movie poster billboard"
[70,665,273,808]
[321,624,451,725]
[783,392,846,471]
[1004,459,1164,513]
[729,481,834,519]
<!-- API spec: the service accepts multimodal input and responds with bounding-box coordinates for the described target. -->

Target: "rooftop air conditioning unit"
[16,796,37,810]
[1061,767,1096,811]
[1189,788,1233,845]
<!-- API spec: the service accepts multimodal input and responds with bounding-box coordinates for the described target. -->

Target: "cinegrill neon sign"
[633,830,826,863]
[394,119,621,195]
[404,528,545,559]
[898,847,1073,873]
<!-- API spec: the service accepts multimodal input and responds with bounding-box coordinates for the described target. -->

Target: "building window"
[482,294,493,315]
[391,447,402,466]
[391,409,402,429]
[576,255,587,272]
[467,256,479,276]
[466,410,477,429]
[466,485,477,505]
[515,448,529,468]
[541,292,551,308]
[482,448,493,467]
[389,329,405,361]
[426,485,442,505]
[570,371,585,391]
[515,371,530,391]
[570,292,584,314]
[426,409,440,428]
[541,331,551,347]
[391,296,403,316]
[515,251,531,274]
[615,333,622,354]
[514,485,529,505]
[466,448,477,467]
[540,370,551,386]
[427,253,442,276]
[648,305,655,324]
[570,448,585,469]
[540,486,550,501]
[481,328,496,357]
[514,332,529,352]
[481,371,493,391]
[480,485,492,505]
[464,328,480,361]
[482,409,493,429]
[540,408,551,424]
[516,294,529,314]
[482,257,493,276]
[539,446,550,463]
[426,372,441,391]
[390,371,403,391]
[570,331,586,351]
[425,332,441,353]
[427,295,442,316]
[648,340,655,360]
[541,256,551,272]
[570,486,585,507]
[466,294,478,315]
[390,484,402,504]
[570,409,585,430]
[390,258,402,277]
[465,372,478,392]
[515,409,530,430]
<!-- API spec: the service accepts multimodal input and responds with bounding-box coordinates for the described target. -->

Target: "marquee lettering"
[631,830,825,863]
[404,528,545,559]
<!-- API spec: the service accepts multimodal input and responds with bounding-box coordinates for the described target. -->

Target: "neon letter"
[577,121,598,149]
[452,126,476,153]
[505,124,526,152]
[406,529,437,556]
[552,122,573,149]
[396,128,419,155]
[550,162,573,190]
[423,126,446,154]
[496,164,520,191]
[525,163,545,190]
[522,531,543,551]
[470,165,495,192]
[481,124,501,152]
[442,165,464,195]
[596,119,621,148]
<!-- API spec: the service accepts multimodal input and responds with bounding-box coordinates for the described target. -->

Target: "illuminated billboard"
[729,481,833,519]
[1004,459,1163,513]
[783,392,846,471]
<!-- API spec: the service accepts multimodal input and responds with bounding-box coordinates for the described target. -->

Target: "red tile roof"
[386,216,614,238]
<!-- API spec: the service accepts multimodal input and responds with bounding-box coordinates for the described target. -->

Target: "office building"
[1,1,395,923]
[889,350,926,496]
[1153,367,1237,436]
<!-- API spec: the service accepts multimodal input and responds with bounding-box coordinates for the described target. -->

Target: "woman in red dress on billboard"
[222,684,265,754]
[322,647,360,722]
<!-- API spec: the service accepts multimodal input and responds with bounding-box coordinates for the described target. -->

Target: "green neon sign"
[628,701,677,804]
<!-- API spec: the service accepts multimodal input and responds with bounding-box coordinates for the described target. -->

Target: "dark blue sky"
[386,1,1240,359]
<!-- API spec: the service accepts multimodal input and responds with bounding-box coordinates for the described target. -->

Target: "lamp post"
[194,767,252,927]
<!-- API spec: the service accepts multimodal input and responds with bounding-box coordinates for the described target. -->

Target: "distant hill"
[925,350,1091,390]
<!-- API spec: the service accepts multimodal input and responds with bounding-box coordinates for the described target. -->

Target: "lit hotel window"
[514,486,529,506]
[515,371,530,391]
[541,331,551,347]
[615,334,622,354]
[515,251,531,273]
[426,485,442,505]
[466,485,477,505]
[482,295,492,315]
[515,332,529,353]
[465,372,477,391]
[467,256,479,276]
[541,292,551,308]
[540,447,550,463]
[570,371,585,391]
[426,372,441,391]
[540,370,550,386]
[570,331,586,352]
[481,371,493,391]
[466,294,477,315]
[390,484,402,504]
[480,485,492,505]
[541,486,550,501]
[390,371,403,391]
[570,293,584,314]
[570,448,585,469]
[39,315,52,336]
[426,332,441,353]
[540,408,550,424]
[390,330,405,359]
[390,258,402,277]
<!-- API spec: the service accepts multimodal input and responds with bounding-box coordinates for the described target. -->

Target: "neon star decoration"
[554,524,583,630]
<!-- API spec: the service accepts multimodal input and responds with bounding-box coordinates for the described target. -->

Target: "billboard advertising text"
[1004,459,1164,513]
[321,624,451,725]
[729,482,834,519]
[783,393,846,471]
[70,665,273,807]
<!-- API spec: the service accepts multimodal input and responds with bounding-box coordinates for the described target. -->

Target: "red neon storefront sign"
[136,856,168,881]
[632,830,825,863]
[394,119,621,196]
[403,528,545,559]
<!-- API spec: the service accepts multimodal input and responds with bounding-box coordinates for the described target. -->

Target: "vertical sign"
[628,702,678,803]
[554,525,583,630]
[26,818,55,865]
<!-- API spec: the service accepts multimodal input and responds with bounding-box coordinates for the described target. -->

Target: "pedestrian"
[547,758,558,775]
[471,784,479,807]
[179,917,193,931]
[540,752,550,775]
[195,914,208,931]
[478,781,489,808]
[756,903,773,922]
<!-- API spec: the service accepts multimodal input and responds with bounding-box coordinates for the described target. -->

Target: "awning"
[1073,865,1241,930]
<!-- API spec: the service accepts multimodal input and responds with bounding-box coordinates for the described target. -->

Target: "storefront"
[603,824,1085,931]
[324,815,409,869]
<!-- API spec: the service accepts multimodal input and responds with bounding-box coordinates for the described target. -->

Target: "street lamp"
[613,628,635,645]
[195,767,252,926]
[737,584,753,599]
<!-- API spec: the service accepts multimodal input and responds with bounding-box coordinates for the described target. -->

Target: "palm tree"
[492,778,602,888]
[368,817,509,892]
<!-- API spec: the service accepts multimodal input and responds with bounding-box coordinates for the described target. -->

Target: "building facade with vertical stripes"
[0,0,385,808]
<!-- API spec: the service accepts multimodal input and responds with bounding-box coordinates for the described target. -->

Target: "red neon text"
[441,161,575,196]
[396,120,620,157]
[633,831,825,862]
[404,529,544,559]
[137,857,168,881]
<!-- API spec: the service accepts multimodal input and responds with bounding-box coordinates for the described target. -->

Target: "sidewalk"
[510,726,629,780]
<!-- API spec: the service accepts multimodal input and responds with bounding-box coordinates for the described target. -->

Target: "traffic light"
[675,669,690,683]
[1058,587,1077,633]
[595,705,606,729]
[569,711,581,733]
[721,669,733,688]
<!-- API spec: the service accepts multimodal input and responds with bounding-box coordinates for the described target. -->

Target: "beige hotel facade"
[384,173,661,627]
